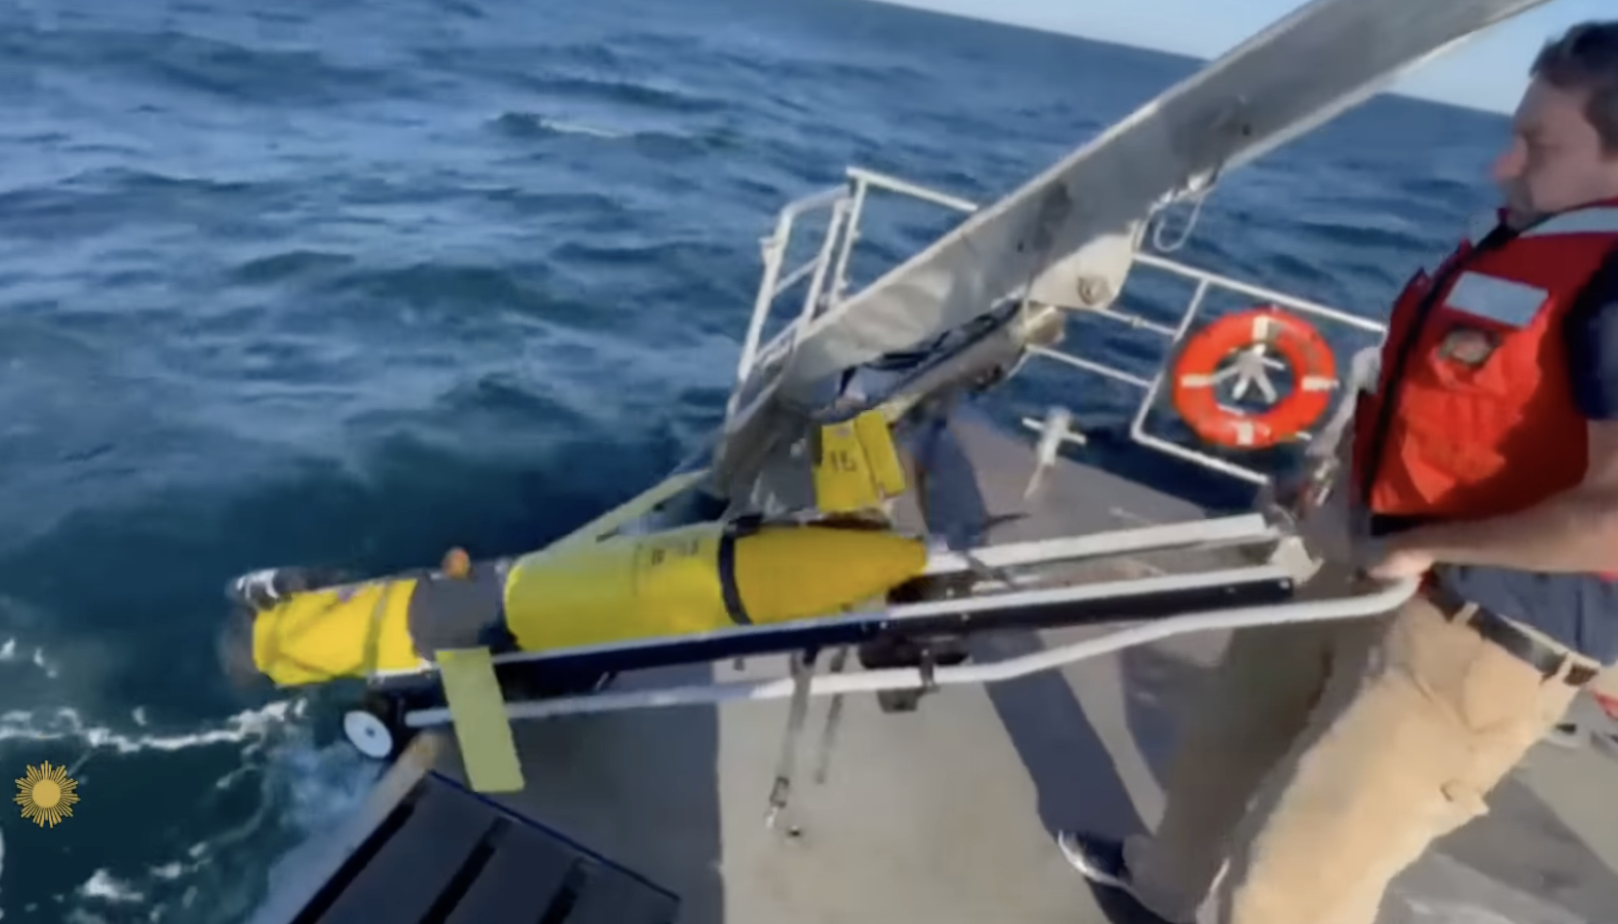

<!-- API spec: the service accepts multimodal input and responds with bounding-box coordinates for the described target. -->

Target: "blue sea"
[0,0,1511,920]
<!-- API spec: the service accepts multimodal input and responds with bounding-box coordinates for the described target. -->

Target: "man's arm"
[1382,421,1618,572]
[1377,262,1618,575]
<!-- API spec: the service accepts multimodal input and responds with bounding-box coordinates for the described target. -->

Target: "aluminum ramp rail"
[399,574,1419,729]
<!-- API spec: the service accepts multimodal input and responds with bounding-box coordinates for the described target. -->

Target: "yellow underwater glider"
[242,516,930,689]
[226,410,945,790]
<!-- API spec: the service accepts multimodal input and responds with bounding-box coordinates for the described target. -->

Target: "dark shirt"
[1431,246,1618,662]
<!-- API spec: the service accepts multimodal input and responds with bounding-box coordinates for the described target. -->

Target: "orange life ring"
[1170,306,1337,450]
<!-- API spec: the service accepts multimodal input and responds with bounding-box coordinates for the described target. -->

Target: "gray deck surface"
[424,410,1618,924]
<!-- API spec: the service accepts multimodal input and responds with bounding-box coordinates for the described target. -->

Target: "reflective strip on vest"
[1443,271,1549,328]
[1521,207,1618,238]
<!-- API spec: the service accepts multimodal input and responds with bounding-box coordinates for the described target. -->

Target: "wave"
[0,700,299,755]
[486,112,732,161]
[494,114,628,140]
[531,73,727,115]
[0,637,59,679]
[0,695,311,922]
[486,111,744,161]
[1,705,386,924]
[470,185,636,223]
[707,43,932,91]
[6,24,419,106]
[309,259,574,335]
[0,169,286,242]
[0,167,268,203]
[546,237,735,272]
[227,250,356,287]
[412,42,728,116]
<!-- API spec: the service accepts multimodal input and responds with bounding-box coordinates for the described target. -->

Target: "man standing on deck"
[1056,21,1618,924]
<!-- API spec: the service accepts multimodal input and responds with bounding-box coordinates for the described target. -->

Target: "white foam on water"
[537,117,629,138]
[46,716,387,924]
[0,695,310,922]
[0,700,302,754]
[0,636,54,678]
[233,737,388,924]
[214,763,256,791]
[278,741,385,835]
[78,869,145,904]
[30,648,55,680]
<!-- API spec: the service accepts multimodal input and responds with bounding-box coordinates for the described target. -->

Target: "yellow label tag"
[811,411,907,514]
[437,648,525,793]
[854,410,907,496]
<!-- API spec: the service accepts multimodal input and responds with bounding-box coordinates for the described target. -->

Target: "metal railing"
[728,168,1389,485]
[728,168,982,421]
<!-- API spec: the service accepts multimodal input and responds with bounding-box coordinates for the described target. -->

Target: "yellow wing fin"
[436,647,525,793]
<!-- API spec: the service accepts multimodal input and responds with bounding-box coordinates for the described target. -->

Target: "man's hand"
[1360,540,1435,579]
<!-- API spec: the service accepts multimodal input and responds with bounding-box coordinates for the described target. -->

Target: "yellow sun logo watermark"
[15,761,79,828]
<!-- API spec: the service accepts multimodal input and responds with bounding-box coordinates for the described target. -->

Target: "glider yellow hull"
[246,521,928,688]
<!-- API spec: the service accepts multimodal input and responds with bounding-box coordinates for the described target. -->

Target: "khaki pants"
[1123,584,1594,924]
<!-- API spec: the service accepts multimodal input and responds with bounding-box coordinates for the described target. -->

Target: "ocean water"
[0,0,1512,919]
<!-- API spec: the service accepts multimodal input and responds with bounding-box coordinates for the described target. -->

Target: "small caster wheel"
[343,693,407,760]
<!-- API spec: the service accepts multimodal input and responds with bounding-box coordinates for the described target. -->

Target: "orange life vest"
[1353,199,1618,546]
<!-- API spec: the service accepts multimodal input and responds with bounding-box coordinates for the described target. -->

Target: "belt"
[1425,582,1599,687]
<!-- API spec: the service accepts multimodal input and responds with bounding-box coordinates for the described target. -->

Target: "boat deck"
[425,413,1618,924]
[431,643,1618,924]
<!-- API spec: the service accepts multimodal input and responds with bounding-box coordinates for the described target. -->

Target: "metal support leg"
[813,647,851,785]
[765,650,818,837]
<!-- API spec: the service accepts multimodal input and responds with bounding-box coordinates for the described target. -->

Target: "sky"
[877,0,1613,113]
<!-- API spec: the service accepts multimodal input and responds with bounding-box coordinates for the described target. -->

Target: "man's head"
[1494,21,1618,224]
